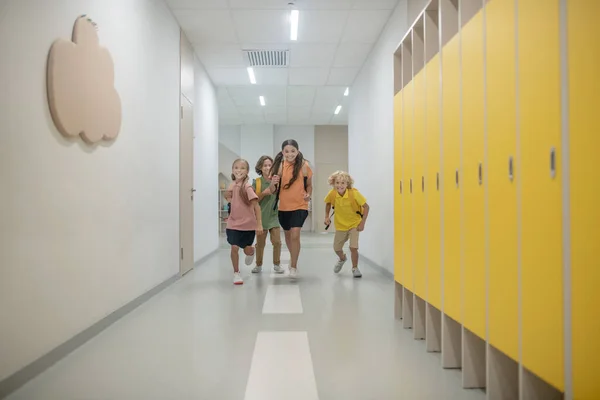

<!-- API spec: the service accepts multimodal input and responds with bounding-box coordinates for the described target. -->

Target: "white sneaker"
[289,267,297,279]
[352,267,362,278]
[233,272,243,285]
[273,264,284,274]
[245,252,255,266]
[252,265,262,273]
[334,256,347,273]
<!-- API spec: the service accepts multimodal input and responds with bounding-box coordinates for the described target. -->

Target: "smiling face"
[232,160,249,181]
[282,144,299,163]
[334,177,349,195]
[261,158,273,177]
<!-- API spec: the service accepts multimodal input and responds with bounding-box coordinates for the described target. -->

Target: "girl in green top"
[251,156,284,274]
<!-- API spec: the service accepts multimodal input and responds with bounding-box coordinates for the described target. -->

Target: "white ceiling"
[166,0,399,125]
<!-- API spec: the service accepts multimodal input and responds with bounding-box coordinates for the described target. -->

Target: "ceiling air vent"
[243,49,289,67]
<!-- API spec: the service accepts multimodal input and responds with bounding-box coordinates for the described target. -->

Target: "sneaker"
[289,267,298,279]
[334,256,347,273]
[233,272,244,285]
[352,267,362,278]
[251,265,262,273]
[245,252,255,266]
[273,264,284,274]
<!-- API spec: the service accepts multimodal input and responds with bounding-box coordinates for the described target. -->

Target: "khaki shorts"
[333,228,359,252]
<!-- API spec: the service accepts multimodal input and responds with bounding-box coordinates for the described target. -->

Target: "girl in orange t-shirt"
[270,139,313,279]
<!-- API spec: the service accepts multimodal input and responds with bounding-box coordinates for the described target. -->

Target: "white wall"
[193,55,219,261]
[0,0,181,381]
[219,125,241,155]
[348,0,408,272]
[241,124,274,181]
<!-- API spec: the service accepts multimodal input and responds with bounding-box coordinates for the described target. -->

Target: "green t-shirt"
[253,177,280,229]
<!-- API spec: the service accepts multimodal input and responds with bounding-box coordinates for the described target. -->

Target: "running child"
[251,155,284,274]
[324,170,369,278]
[270,139,312,279]
[224,159,263,285]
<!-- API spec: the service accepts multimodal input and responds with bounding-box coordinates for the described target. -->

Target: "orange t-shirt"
[278,160,313,212]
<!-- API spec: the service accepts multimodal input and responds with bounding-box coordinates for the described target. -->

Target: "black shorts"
[278,210,309,231]
[226,229,256,248]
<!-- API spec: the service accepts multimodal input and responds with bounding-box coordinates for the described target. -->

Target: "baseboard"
[0,273,179,399]
[194,248,218,268]
[361,254,394,280]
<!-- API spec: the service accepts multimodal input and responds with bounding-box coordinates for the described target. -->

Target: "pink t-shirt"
[226,180,259,231]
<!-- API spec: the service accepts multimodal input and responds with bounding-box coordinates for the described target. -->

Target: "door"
[441,34,461,322]
[569,0,600,397]
[486,0,519,361]
[425,54,441,309]
[461,10,486,339]
[179,95,194,275]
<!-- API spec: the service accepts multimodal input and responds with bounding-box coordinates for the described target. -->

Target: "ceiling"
[166,0,399,126]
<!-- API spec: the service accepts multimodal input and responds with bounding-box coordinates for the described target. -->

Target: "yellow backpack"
[254,177,262,194]
[326,188,363,217]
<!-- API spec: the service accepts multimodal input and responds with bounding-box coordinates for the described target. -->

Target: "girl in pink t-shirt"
[224,159,263,285]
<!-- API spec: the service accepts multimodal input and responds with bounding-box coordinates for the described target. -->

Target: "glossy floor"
[7,234,485,400]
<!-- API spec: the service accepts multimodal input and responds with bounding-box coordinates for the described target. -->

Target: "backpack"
[254,177,262,194]
[326,188,364,217]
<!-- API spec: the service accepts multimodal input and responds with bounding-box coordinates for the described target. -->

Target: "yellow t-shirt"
[324,188,366,231]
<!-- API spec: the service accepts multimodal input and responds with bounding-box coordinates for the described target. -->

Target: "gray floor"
[8,233,485,400]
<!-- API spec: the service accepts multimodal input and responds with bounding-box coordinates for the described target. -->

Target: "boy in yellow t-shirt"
[323,171,370,278]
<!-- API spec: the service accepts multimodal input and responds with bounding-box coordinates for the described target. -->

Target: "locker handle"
[550,147,556,179]
[422,176,425,192]
[400,180,403,194]
[478,163,483,186]
[436,172,439,191]
[455,170,459,188]
[508,156,514,181]
[410,179,413,193]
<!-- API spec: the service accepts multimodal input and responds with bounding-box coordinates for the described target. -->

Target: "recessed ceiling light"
[290,9,299,41]
[344,87,349,96]
[247,67,256,84]
[259,96,265,106]
[334,105,342,115]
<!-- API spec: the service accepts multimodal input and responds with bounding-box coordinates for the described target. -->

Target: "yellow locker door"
[569,0,600,397]
[426,54,442,309]
[394,92,403,284]
[486,0,519,361]
[413,71,426,299]
[403,81,414,291]
[518,0,563,390]
[461,10,486,340]
[442,35,461,322]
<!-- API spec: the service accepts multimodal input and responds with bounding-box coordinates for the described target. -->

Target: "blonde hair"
[328,170,354,189]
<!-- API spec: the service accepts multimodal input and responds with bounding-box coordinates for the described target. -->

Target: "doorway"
[179,95,194,275]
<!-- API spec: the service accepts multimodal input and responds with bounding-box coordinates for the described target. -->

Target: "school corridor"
[3,234,485,400]
[1,0,598,399]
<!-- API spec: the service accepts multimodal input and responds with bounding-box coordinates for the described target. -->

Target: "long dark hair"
[271,139,305,189]
[231,159,251,205]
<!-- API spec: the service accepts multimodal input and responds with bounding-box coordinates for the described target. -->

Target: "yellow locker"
[403,81,414,291]
[518,0,563,390]
[442,35,461,322]
[569,0,600,397]
[486,0,519,361]
[425,54,442,309]
[461,10,486,340]
[394,92,403,283]
[413,71,426,298]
